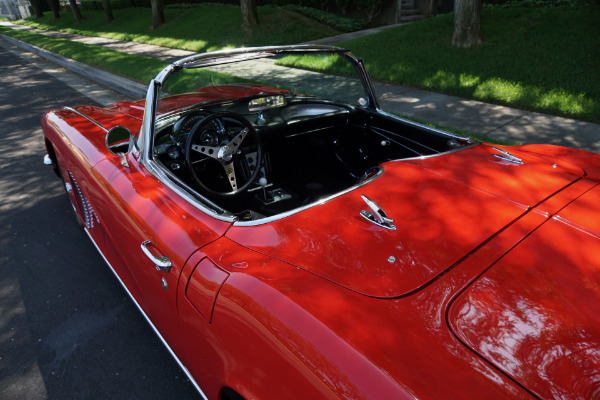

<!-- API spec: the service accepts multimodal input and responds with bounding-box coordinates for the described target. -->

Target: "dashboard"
[153,96,352,174]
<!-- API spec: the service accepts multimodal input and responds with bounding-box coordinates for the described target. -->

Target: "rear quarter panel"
[178,237,535,400]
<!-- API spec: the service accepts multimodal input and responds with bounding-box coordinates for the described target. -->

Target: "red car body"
[42,46,600,400]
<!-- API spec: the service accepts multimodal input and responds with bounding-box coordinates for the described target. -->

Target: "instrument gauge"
[200,131,219,146]
[174,111,225,142]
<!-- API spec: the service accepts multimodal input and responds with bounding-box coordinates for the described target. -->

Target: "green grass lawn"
[11,4,600,122]
[0,27,167,83]
[340,6,600,122]
[16,5,339,52]
[281,6,600,122]
[0,26,501,142]
[0,26,265,92]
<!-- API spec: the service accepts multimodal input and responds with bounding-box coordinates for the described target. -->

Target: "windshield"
[156,50,371,118]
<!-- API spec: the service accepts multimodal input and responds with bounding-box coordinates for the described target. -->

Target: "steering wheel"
[185,112,262,197]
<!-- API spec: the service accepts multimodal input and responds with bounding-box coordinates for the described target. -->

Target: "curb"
[0,33,148,100]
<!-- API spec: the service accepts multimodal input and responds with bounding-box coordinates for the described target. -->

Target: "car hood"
[447,183,600,399]
[226,145,584,298]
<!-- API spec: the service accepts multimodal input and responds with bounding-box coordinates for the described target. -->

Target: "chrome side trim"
[233,165,384,227]
[171,44,348,70]
[145,158,236,222]
[69,170,100,229]
[378,109,474,143]
[64,106,108,132]
[83,229,209,400]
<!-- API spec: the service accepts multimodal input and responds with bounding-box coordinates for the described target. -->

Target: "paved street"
[0,40,200,400]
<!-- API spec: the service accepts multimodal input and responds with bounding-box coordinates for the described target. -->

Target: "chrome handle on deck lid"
[360,195,396,230]
[141,240,172,273]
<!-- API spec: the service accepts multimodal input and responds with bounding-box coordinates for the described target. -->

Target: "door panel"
[90,155,231,348]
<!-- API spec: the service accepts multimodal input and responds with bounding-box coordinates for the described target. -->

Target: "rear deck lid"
[227,146,584,298]
[448,184,600,399]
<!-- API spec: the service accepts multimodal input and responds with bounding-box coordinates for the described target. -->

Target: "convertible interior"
[153,91,473,221]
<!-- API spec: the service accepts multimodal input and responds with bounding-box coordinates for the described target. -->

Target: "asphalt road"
[0,40,200,400]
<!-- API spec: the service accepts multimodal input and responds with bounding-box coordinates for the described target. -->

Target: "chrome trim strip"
[393,143,479,162]
[378,109,474,143]
[232,166,384,227]
[371,126,440,155]
[64,106,108,132]
[553,214,600,241]
[171,44,348,70]
[138,79,160,156]
[83,229,209,400]
[232,140,483,227]
[145,158,236,221]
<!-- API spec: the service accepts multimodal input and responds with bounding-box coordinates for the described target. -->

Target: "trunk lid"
[227,145,584,297]
[448,184,600,399]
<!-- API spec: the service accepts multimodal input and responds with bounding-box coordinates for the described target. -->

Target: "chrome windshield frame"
[136,45,381,223]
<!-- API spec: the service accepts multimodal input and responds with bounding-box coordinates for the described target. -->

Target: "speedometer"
[173,111,225,143]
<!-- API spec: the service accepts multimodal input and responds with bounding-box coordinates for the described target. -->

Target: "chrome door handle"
[141,240,172,273]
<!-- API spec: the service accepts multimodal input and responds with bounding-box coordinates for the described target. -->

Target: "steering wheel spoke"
[190,144,220,159]
[227,127,249,153]
[222,161,238,191]
[185,112,262,197]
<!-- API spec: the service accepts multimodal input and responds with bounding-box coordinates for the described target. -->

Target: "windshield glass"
[156,50,370,118]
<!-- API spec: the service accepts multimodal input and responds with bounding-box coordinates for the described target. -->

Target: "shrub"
[280,5,370,31]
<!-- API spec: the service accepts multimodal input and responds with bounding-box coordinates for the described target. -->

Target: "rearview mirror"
[106,126,133,167]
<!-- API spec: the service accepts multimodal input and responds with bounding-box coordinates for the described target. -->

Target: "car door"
[91,153,232,349]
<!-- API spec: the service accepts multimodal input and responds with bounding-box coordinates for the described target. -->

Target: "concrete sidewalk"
[1,21,598,152]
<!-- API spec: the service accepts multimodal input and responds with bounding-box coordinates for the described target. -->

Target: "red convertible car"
[42,45,600,400]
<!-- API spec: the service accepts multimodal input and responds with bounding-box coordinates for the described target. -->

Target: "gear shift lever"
[258,177,268,201]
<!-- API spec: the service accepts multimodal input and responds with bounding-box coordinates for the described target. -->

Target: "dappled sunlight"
[473,77,525,102]
[449,217,600,399]
[417,71,596,118]
[0,61,68,214]
[422,70,460,91]
[14,5,338,55]
[217,172,554,397]
[226,144,576,299]
[535,90,591,115]
[211,246,452,398]
[342,6,600,121]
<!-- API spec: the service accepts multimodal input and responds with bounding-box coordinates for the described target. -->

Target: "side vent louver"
[68,171,100,229]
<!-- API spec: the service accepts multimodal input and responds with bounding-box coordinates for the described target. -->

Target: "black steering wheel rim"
[185,112,262,197]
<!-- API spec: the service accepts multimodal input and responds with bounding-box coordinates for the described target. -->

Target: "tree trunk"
[46,0,60,19]
[150,0,165,28]
[452,0,482,48]
[30,0,44,19]
[240,0,258,31]
[68,0,84,23]
[102,0,114,24]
